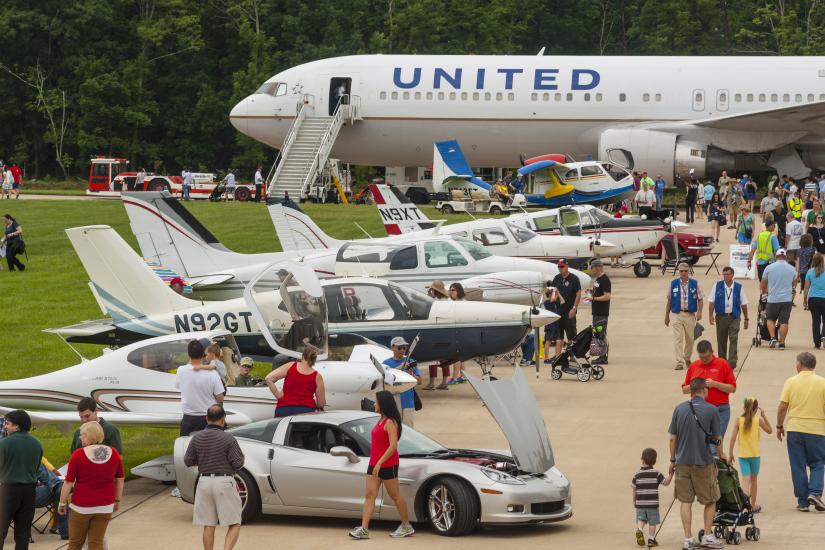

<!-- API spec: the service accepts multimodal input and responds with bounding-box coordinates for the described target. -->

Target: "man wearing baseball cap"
[761,248,799,350]
[549,260,582,361]
[748,219,780,281]
[382,337,421,426]
[235,357,255,387]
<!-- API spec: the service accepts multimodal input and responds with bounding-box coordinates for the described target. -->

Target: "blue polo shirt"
[806,268,825,299]
[764,260,797,303]
[383,357,420,410]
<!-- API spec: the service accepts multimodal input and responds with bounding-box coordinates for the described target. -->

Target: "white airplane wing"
[655,100,825,134]
[0,407,252,428]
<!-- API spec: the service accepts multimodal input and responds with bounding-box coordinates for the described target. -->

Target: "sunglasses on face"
[679,269,689,273]
[394,346,408,350]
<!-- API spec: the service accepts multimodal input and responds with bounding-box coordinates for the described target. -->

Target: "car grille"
[703,236,713,246]
[530,501,565,515]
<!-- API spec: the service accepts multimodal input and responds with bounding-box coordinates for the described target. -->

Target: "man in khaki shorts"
[184,404,244,550]
[668,378,725,549]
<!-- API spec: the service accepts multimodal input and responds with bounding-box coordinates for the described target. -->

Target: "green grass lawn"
[0,199,482,472]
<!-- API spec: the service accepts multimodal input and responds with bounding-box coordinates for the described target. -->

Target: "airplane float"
[231,54,825,180]
[0,330,417,429]
[51,226,557,364]
[432,140,635,207]
[121,191,590,304]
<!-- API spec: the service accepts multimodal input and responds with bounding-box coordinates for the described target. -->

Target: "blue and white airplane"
[432,139,635,206]
[231,54,825,179]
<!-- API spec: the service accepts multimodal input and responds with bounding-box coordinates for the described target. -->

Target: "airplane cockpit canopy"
[453,236,493,260]
[255,81,287,97]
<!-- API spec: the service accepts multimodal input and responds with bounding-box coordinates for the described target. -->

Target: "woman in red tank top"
[349,391,414,539]
[265,348,326,417]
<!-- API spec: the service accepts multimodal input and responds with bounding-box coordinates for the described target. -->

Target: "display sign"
[730,244,755,279]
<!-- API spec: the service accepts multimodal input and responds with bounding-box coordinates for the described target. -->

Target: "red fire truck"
[86,156,256,200]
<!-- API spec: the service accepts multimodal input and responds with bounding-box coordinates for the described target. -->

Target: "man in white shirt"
[785,212,803,264]
[708,266,749,369]
[176,340,225,436]
[634,186,656,215]
[182,167,194,201]
[135,167,146,190]
[254,165,263,203]
[222,170,236,202]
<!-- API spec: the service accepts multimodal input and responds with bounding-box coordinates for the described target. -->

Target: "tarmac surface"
[13,216,825,549]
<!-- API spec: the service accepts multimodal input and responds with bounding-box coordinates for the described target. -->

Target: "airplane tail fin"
[369,184,435,235]
[433,139,491,192]
[122,192,234,278]
[67,225,200,320]
[267,201,344,251]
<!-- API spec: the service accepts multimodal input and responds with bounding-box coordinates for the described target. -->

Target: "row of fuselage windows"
[377,90,825,104]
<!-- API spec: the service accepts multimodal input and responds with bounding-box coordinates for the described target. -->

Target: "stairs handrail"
[266,96,311,195]
[298,100,346,197]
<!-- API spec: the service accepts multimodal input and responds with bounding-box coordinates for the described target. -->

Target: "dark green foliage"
[0,1,818,180]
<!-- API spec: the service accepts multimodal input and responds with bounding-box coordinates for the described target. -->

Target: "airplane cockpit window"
[580,165,603,178]
[506,222,537,243]
[564,169,579,180]
[472,228,509,246]
[532,214,560,232]
[589,208,616,224]
[325,284,397,322]
[560,210,582,236]
[275,288,327,353]
[388,246,418,270]
[424,241,469,267]
[389,284,433,320]
[452,237,491,261]
[602,163,630,182]
[127,339,191,373]
[255,82,287,97]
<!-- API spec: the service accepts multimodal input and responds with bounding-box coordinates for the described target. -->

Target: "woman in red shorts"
[349,391,413,539]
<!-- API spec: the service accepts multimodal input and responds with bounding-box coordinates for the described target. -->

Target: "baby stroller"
[549,322,607,382]
[209,182,227,202]
[699,459,759,545]
[751,294,771,347]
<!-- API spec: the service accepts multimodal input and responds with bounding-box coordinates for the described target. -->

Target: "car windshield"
[506,222,537,243]
[454,237,492,260]
[229,418,282,443]
[340,417,446,457]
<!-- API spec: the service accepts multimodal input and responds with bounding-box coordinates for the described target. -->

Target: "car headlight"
[481,467,526,485]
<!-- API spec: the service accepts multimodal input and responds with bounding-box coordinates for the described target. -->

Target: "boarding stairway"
[267,94,360,201]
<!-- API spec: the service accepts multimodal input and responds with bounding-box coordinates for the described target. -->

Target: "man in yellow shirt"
[777,351,825,512]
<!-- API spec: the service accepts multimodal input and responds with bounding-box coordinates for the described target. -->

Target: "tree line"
[1,0,824,181]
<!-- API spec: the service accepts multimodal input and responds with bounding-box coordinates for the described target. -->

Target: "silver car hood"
[466,367,554,474]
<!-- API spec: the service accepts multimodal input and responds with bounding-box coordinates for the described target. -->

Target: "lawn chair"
[660,235,693,275]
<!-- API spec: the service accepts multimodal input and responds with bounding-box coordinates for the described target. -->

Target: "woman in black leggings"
[3,214,25,271]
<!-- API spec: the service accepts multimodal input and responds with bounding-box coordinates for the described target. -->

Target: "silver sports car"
[174,368,572,536]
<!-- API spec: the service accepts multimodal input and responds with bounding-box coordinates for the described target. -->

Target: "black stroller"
[209,182,227,202]
[699,459,760,545]
[751,294,771,347]
[549,321,607,382]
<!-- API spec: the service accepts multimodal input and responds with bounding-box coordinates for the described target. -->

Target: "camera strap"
[689,400,717,461]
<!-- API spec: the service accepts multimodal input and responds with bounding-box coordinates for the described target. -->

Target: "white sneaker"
[390,524,415,538]
[683,538,700,550]
[700,533,725,548]
[349,526,369,539]
[170,487,181,498]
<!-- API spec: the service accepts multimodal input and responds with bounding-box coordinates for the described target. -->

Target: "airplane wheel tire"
[633,261,651,278]
[425,477,479,536]
[441,204,454,214]
[235,469,261,524]
[490,205,502,215]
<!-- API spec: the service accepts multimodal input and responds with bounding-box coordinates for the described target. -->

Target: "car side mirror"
[329,446,360,463]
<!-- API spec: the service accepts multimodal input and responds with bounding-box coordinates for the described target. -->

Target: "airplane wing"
[188,273,236,287]
[0,407,253,428]
[654,100,825,134]
[518,160,571,175]
[42,318,116,338]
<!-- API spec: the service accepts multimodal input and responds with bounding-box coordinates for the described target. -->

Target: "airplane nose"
[385,368,418,394]
[530,307,559,328]
[229,97,249,134]
[229,93,287,148]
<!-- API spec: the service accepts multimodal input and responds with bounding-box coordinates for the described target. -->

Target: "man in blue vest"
[665,262,705,370]
[708,266,750,369]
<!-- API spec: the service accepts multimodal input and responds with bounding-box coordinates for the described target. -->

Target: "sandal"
[437,382,449,390]
[422,383,435,391]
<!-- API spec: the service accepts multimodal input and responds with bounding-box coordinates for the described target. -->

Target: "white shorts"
[193,475,242,526]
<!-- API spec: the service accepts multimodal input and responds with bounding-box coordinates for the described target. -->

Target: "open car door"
[243,261,329,360]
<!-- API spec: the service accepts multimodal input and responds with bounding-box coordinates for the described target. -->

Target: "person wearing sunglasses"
[665,262,705,370]
[382,336,421,427]
[808,213,825,255]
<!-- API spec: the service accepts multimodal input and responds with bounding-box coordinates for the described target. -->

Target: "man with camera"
[668,378,724,550]
[382,337,421,427]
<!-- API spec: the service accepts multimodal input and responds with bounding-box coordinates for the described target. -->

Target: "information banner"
[730,244,755,279]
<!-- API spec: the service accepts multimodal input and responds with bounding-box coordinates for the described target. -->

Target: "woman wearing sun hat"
[423,280,451,390]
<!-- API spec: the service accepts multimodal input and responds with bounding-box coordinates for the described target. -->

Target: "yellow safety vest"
[756,230,775,262]
[789,198,802,218]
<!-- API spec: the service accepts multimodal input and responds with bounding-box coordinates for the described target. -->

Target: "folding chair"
[32,501,55,535]
[660,235,694,275]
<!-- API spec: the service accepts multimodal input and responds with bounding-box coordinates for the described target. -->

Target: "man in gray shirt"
[761,248,799,350]
[668,378,724,550]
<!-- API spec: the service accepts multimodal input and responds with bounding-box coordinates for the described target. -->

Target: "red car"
[644,232,714,265]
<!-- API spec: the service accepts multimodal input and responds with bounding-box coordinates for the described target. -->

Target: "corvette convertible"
[174,368,572,536]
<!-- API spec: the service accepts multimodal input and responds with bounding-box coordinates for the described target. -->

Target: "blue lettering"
[571,69,600,90]
[433,68,462,89]
[393,67,421,89]
[191,313,205,331]
[534,69,559,90]
[174,315,189,333]
[475,68,485,90]
[224,312,238,332]
[238,311,253,333]
[497,68,523,90]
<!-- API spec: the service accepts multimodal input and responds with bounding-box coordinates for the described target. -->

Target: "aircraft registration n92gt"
[51,226,557,364]
[0,330,417,428]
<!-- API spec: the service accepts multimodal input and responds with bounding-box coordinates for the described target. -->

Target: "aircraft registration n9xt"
[231,54,825,179]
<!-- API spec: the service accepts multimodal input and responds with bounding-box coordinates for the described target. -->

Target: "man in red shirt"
[9,163,21,199]
[682,340,737,450]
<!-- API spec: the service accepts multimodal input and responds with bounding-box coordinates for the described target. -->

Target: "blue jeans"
[655,192,664,210]
[182,184,190,200]
[35,483,68,537]
[709,403,731,457]
[787,431,825,507]
[520,333,535,363]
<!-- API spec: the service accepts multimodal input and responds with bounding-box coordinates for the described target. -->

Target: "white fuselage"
[230,54,825,174]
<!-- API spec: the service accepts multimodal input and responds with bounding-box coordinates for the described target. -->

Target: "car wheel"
[426,477,478,536]
[150,179,169,192]
[441,204,454,214]
[234,187,251,201]
[490,205,502,215]
[633,261,651,278]
[235,469,261,524]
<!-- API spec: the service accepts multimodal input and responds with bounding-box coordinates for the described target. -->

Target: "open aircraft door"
[243,261,329,360]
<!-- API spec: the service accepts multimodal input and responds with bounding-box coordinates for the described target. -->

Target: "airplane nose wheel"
[633,261,651,278]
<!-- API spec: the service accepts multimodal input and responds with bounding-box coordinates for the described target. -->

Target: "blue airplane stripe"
[93,284,174,333]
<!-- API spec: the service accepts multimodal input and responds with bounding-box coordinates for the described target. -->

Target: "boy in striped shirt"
[632,448,673,547]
